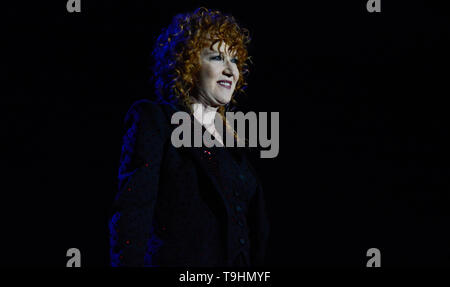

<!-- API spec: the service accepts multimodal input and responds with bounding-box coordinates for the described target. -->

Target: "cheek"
[232,64,239,79]
[200,63,220,84]
[232,69,240,88]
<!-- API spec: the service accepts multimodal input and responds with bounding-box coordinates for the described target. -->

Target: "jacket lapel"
[160,101,230,210]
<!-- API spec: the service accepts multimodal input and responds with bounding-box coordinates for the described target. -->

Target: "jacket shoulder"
[124,99,166,125]
[123,99,178,136]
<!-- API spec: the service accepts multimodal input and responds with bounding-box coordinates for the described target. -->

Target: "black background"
[3,0,450,267]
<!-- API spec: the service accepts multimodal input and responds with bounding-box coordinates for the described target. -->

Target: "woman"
[109,7,269,267]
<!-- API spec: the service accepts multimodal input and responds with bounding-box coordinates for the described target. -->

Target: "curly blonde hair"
[151,7,251,119]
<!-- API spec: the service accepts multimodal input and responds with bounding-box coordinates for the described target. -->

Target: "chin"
[216,94,232,106]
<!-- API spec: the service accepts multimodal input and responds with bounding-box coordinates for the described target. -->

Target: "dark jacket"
[109,99,270,267]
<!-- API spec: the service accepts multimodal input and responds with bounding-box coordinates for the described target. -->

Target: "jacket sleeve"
[109,100,168,267]
[248,183,271,267]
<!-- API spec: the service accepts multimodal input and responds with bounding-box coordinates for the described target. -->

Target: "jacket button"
[235,205,242,212]
[239,238,246,245]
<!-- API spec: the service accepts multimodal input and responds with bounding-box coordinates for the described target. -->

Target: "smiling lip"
[217,80,232,89]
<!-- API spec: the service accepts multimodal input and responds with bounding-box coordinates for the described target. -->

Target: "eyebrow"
[204,50,238,57]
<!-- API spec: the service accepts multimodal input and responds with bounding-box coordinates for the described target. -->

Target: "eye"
[210,55,223,61]
[231,58,239,64]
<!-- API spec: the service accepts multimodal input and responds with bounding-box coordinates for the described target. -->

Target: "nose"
[223,68,233,78]
[223,60,234,78]
[222,55,237,80]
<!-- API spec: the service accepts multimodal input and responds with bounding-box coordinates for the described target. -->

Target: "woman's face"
[196,41,240,107]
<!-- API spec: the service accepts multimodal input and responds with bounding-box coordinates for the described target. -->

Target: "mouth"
[217,80,232,89]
